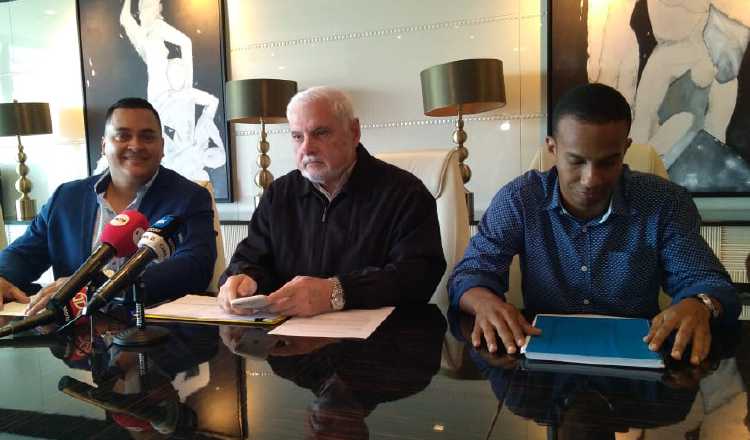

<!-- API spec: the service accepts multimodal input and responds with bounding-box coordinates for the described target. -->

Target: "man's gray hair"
[286,86,356,122]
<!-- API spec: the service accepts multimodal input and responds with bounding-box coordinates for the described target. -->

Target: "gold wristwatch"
[329,277,345,311]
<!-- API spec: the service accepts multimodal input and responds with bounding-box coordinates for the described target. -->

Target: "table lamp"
[420,58,506,222]
[226,78,298,208]
[0,100,52,221]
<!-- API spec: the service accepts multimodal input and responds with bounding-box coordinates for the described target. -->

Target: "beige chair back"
[375,149,470,312]
[193,180,226,293]
[0,203,6,249]
[506,143,669,307]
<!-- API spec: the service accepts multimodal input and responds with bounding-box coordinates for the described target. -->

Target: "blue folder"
[521,314,664,369]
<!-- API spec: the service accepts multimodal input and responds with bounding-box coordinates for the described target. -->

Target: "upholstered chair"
[193,180,227,293]
[0,204,6,250]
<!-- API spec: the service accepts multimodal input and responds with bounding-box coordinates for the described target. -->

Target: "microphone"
[84,215,183,316]
[59,376,195,435]
[0,211,148,338]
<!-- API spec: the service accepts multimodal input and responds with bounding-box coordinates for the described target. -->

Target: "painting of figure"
[78,0,232,200]
[549,0,750,195]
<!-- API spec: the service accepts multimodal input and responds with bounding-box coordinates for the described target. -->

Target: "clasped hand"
[218,274,334,317]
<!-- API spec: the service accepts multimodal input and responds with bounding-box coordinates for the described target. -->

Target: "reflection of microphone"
[58,376,194,435]
[84,215,182,316]
[0,211,148,338]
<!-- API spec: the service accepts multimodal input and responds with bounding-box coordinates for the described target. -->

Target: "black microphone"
[0,333,70,350]
[59,376,194,435]
[83,215,183,316]
[0,211,149,338]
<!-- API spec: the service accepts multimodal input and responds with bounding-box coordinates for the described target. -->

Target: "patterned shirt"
[92,169,159,272]
[448,166,739,323]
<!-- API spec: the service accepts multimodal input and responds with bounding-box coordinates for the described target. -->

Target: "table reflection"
[224,305,446,439]
[448,309,748,439]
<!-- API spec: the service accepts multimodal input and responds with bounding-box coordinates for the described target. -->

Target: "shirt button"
[581,265,588,272]
[582,227,588,233]
[583,299,590,305]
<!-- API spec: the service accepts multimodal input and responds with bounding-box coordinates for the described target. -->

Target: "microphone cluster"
[0,212,182,338]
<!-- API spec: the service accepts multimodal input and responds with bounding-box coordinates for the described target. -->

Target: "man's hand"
[267,276,333,317]
[219,325,246,354]
[0,277,29,312]
[24,277,70,316]
[644,297,712,365]
[459,287,541,354]
[218,274,258,315]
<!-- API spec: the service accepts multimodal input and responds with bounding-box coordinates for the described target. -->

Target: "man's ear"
[624,137,632,154]
[351,118,361,145]
[545,135,557,157]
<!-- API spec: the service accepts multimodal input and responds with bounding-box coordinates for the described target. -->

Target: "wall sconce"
[225,78,298,208]
[0,101,52,221]
[420,58,506,222]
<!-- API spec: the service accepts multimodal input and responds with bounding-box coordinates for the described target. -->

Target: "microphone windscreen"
[100,210,149,257]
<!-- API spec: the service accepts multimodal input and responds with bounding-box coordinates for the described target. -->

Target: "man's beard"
[300,156,332,184]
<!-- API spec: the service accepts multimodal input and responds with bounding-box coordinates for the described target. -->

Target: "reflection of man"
[218,87,445,317]
[449,84,739,365]
[474,364,697,440]
[0,97,216,313]
[266,306,445,440]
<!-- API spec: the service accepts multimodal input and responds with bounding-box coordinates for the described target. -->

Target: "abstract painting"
[78,0,232,201]
[549,0,750,195]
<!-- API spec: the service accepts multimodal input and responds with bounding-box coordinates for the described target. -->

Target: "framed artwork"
[77,0,233,201]
[548,0,750,196]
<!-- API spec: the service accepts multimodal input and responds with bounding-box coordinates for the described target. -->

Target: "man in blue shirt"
[449,83,739,366]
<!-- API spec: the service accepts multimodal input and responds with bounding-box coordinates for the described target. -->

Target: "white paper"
[268,307,394,339]
[145,294,282,324]
[0,301,29,317]
[0,295,38,317]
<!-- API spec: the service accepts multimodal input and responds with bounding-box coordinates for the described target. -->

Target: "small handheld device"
[230,295,270,310]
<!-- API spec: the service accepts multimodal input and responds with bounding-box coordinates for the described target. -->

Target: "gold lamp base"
[16,197,35,222]
[14,135,36,221]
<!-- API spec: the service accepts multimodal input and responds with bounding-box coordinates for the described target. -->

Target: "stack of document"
[145,294,286,325]
[521,314,664,369]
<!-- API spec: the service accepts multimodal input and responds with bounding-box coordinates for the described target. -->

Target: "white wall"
[221,0,547,219]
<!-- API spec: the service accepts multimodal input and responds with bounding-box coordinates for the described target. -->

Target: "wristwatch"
[329,277,345,311]
[696,293,719,319]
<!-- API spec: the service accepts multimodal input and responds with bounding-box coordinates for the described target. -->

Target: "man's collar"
[312,159,358,202]
[94,167,161,196]
[544,165,632,221]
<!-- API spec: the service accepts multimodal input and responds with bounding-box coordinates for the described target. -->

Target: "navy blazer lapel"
[81,178,99,256]
[138,166,168,220]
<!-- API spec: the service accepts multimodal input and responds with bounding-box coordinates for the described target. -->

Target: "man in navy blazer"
[0,97,216,312]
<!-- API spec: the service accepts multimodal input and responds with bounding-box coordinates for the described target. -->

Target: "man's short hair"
[286,86,355,123]
[104,97,162,130]
[551,83,632,136]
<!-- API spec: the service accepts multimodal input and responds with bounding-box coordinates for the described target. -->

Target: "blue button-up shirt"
[448,166,739,323]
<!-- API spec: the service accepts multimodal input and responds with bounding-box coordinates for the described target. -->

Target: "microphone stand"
[112,277,170,347]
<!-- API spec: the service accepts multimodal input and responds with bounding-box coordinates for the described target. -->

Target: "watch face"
[331,292,345,310]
